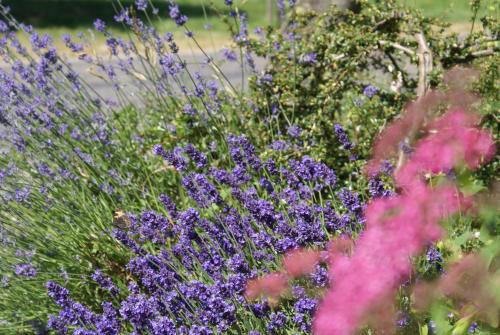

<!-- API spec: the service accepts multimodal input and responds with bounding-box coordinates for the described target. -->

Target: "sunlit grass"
[7,0,273,55]
[397,0,493,23]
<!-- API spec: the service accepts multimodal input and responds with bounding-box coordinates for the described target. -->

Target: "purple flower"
[468,322,478,333]
[135,0,148,11]
[159,194,177,218]
[152,144,166,157]
[183,103,197,116]
[41,124,375,333]
[224,0,233,5]
[368,177,393,198]
[380,160,394,175]
[277,0,286,19]
[93,19,106,32]
[119,294,153,328]
[154,145,187,171]
[14,263,37,278]
[189,325,213,334]
[267,312,287,333]
[92,270,119,296]
[29,32,52,49]
[160,54,181,76]
[184,144,207,168]
[0,20,9,33]
[269,140,289,151]
[114,9,132,24]
[227,134,261,171]
[169,4,188,26]
[311,265,329,287]
[400,141,414,156]
[299,52,318,64]
[337,188,363,217]
[258,73,273,85]
[96,302,121,335]
[138,210,172,243]
[150,317,175,335]
[397,312,410,328]
[182,173,222,208]
[112,229,145,255]
[46,281,70,306]
[287,125,302,138]
[14,187,31,202]
[105,37,119,55]
[222,48,237,62]
[334,123,354,150]
[363,84,379,98]
[61,34,83,53]
[426,245,443,270]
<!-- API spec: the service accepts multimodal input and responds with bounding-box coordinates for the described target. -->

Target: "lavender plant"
[0,1,252,330]
[44,133,388,334]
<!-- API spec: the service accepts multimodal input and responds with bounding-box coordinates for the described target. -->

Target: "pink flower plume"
[313,107,494,335]
[283,248,321,278]
[245,273,288,301]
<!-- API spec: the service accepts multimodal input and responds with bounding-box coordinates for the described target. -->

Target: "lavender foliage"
[44,135,373,334]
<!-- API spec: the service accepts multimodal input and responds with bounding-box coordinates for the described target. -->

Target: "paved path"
[68,52,266,101]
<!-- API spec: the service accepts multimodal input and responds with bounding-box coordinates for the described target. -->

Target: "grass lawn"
[398,0,494,23]
[4,0,496,53]
[4,0,272,52]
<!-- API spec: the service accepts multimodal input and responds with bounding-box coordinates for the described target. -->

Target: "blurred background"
[2,0,489,52]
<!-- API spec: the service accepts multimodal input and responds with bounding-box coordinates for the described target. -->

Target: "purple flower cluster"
[287,124,302,138]
[46,135,371,333]
[14,263,37,278]
[336,187,365,226]
[46,281,121,335]
[368,177,394,198]
[334,123,355,150]
[91,270,120,296]
[135,0,148,11]
[222,48,237,62]
[299,52,318,64]
[154,143,209,172]
[168,4,188,27]
[363,84,379,98]
[425,245,443,272]
[227,134,261,171]
[93,18,106,32]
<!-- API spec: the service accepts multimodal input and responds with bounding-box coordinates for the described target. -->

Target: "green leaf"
[451,315,473,335]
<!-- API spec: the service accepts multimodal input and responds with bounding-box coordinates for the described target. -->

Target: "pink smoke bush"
[396,109,495,188]
[245,273,289,301]
[245,248,321,302]
[313,109,494,334]
[283,248,321,278]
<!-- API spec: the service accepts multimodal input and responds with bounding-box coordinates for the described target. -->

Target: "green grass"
[397,0,494,23]
[5,0,272,50]
[6,0,496,52]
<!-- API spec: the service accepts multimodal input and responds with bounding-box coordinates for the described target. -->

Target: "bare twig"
[378,40,415,56]
[415,32,433,99]
[396,32,433,170]
[470,49,495,58]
